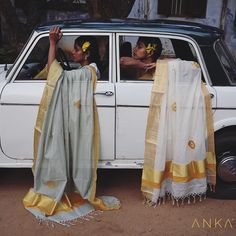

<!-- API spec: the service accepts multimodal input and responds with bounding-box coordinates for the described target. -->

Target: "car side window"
[119,35,198,81]
[15,37,49,80]
[119,35,168,81]
[57,35,110,81]
[215,40,236,85]
[15,35,110,81]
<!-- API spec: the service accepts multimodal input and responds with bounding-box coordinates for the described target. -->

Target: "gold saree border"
[143,60,168,162]
[32,60,63,172]
[23,188,120,216]
[24,189,89,216]
[142,159,214,190]
[202,84,216,185]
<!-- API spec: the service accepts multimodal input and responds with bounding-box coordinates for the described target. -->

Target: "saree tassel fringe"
[36,209,103,227]
[143,192,209,208]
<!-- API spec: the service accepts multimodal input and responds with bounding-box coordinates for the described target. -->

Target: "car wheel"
[207,130,236,199]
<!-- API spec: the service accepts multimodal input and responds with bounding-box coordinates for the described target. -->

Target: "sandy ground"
[0,168,236,236]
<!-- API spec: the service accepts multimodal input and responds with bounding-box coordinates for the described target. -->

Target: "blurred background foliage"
[0,45,17,64]
[0,0,135,64]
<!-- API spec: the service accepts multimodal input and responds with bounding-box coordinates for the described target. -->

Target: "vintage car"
[0,19,236,198]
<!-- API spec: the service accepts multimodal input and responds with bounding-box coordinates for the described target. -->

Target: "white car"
[0,19,236,198]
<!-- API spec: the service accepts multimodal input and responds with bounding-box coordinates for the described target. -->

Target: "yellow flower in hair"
[82,41,90,52]
[146,43,157,54]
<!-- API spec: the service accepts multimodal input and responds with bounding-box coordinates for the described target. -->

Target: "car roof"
[36,19,223,45]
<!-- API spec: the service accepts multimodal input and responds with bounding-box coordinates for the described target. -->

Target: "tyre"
[207,130,236,199]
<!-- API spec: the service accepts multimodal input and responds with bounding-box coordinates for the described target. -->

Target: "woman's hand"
[120,57,144,69]
[120,57,156,71]
[49,26,63,46]
[48,26,62,70]
[143,62,156,72]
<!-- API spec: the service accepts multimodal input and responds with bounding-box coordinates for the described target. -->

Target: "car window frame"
[10,31,113,84]
[116,32,211,85]
[214,39,236,86]
[6,31,41,83]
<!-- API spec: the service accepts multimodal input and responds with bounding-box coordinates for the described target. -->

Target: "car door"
[115,33,217,160]
[0,31,115,161]
[115,33,153,160]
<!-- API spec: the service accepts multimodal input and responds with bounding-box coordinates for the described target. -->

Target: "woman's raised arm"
[48,27,63,70]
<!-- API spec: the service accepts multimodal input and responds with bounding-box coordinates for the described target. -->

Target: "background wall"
[224,0,236,55]
[129,0,236,57]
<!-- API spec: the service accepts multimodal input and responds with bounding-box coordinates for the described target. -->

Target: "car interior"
[15,34,198,82]
[119,36,198,81]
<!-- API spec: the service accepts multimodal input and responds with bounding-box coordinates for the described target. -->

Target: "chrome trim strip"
[0,103,115,107]
[117,105,149,108]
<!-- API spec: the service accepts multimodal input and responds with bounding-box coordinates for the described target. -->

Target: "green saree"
[23,60,120,226]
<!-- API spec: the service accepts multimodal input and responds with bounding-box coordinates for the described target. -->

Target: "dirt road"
[0,168,235,236]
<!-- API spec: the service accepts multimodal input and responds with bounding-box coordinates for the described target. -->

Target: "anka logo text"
[191,218,235,229]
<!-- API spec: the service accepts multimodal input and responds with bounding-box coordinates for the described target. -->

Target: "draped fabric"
[23,60,120,226]
[142,59,216,205]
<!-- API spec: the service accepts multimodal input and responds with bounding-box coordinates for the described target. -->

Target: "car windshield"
[215,40,236,85]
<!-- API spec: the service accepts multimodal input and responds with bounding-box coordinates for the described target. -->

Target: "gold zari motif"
[188,140,196,149]
[171,102,176,112]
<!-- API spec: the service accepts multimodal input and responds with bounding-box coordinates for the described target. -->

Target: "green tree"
[0,0,27,48]
[0,0,47,62]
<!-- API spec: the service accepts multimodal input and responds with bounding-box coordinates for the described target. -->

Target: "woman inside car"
[48,26,100,75]
[120,36,162,80]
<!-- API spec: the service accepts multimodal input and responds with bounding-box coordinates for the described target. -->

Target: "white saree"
[142,59,216,205]
[23,60,120,226]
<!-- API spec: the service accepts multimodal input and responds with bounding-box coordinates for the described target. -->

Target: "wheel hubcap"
[218,151,236,182]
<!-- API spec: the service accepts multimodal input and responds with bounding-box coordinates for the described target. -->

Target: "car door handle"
[210,93,214,99]
[94,91,114,96]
